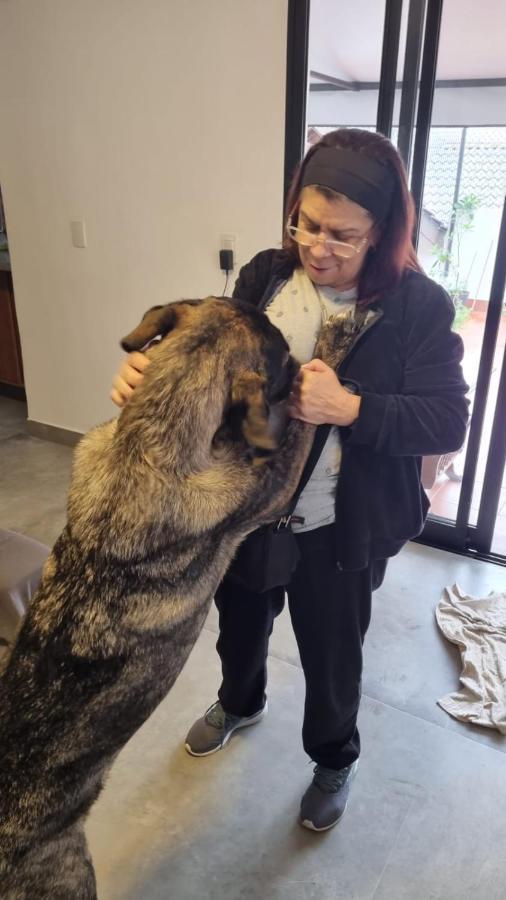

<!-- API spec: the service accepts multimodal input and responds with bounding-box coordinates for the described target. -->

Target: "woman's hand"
[287,358,361,426]
[110,352,151,408]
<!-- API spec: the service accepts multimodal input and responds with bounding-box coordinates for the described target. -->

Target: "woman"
[111,129,468,832]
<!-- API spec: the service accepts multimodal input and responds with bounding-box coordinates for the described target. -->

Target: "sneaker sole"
[184,702,267,757]
[300,801,348,832]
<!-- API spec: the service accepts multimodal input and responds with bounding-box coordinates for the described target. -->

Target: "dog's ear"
[120,304,179,352]
[231,371,276,451]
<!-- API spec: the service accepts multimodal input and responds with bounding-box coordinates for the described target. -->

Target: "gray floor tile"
[361,696,506,900]
[363,542,506,754]
[0,397,27,440]
[0,433,73,544]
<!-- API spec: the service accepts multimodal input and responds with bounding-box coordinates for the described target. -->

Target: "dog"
[0,297,314,899]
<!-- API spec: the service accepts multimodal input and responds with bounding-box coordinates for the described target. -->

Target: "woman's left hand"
[287,358,361,426]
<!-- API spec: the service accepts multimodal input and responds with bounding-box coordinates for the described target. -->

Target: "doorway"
[0,184,25,401]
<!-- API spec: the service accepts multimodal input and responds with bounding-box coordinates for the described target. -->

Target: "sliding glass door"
[409,1,506,562]
[285,0,506,563]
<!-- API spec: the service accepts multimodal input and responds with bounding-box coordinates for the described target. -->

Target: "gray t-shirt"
[265,268,358,533]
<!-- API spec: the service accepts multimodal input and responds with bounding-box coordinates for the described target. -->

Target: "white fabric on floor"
[436,583,506,734]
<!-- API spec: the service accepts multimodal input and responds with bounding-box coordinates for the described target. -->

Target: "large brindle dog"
[0,297,314,899]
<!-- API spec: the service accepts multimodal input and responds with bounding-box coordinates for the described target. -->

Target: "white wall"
[0,0,288,433]
[434,207,504,301]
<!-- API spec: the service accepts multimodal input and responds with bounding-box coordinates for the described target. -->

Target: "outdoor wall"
[417,207,502,300]
[418,210,444,278]
[437,207,504,301]
[307,85,506,128]
[0,0,288,433]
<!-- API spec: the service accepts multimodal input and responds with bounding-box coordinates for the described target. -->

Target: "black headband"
[300,146,395,220]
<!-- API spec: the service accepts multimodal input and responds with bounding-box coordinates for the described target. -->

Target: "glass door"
[410,0,506,561]
[285,0,506,564]
[421,198,506,561]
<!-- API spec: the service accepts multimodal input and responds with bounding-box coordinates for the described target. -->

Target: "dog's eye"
[140,334,163,352]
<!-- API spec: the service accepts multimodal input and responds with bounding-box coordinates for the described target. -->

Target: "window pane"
[306,0,387,140]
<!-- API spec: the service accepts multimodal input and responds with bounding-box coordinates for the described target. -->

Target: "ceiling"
[308,0,506,84]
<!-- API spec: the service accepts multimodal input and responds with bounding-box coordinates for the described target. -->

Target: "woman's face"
[295,186,377,291]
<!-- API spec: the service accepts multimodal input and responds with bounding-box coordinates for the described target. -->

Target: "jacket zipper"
[335,307,384,570]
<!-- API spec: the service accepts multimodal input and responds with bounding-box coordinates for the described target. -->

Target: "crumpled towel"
[436,583,506,734]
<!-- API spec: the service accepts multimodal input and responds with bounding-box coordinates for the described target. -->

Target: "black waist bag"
[227,424,330,593]
[227,518,301,594]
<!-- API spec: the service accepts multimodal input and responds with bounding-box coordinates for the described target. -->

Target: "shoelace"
[205,702,226,729]
[205,701,240,730]
[313,763,353,794]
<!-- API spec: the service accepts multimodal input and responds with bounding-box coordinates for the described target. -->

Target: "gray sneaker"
[300,759,359,831]
[184,700,267,757]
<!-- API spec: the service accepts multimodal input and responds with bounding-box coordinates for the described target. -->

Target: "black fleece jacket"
[233,249,469,570]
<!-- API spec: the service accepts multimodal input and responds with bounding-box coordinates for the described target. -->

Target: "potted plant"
[430,193,481,329]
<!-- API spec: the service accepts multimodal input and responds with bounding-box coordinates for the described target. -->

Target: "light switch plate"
[70,221,87,248]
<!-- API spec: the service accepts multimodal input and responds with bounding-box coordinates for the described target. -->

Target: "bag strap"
[275,423,331,528]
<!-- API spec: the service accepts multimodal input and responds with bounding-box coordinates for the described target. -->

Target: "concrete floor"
[1,396,506,899]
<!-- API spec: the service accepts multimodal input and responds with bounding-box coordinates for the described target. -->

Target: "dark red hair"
[283,128,422,303]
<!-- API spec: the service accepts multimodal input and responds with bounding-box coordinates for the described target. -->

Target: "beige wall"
[0,0,288,432]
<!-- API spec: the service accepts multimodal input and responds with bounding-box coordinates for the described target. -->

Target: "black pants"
[216,525,386,770]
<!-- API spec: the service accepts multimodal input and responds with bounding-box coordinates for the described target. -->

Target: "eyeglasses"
[286,221,369,259]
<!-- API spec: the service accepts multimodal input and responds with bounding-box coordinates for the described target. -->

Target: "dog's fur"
[0,297,314,899]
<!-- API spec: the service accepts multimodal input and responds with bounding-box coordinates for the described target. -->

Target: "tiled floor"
[1,396,506,899]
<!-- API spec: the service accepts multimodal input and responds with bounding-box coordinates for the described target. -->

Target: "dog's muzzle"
[268,355,299,404]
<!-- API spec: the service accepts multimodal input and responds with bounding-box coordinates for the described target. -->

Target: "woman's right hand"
[110,352,151,408]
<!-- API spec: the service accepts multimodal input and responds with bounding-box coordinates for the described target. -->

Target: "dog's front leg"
[240,419,315,529]
[1,821,97,900]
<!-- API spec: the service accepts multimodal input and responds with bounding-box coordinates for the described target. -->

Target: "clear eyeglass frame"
[286,220,368,259]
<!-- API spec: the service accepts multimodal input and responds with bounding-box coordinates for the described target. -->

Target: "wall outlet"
[70,221,87,248]
[220,233,236,253]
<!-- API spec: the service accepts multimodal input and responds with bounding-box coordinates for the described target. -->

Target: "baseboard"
[26,419,84,447]
[0,382,26,401]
